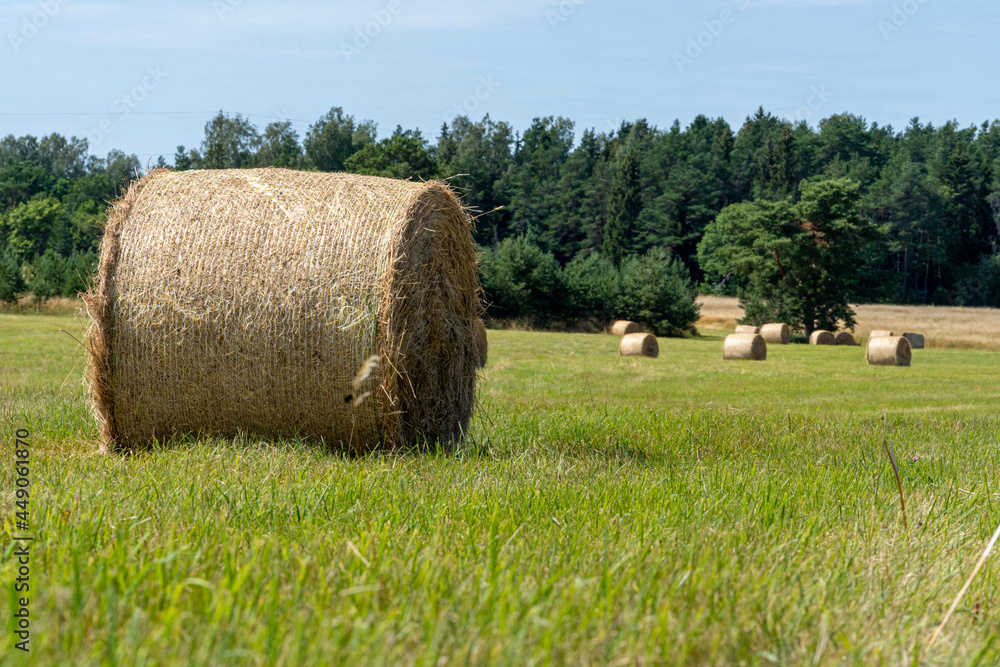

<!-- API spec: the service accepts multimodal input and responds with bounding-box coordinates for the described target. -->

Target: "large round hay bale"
[834,331,855,346]
[474,318,488,368]
[620,333,658,358]
[84,168,481,453]
[760,323,790,345]
[869,330,893,338]
[903,332,925,349]
[723,333,766,361]
[866,336,912,367]
[734,325,760,334]
[809,330,836,345]
[611,320,642,336]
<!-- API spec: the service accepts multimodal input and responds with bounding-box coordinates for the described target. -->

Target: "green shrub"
[479,236,564,322]
[0,247,25,304]
[618,247,700,336]
[563,251,620,321]
[27,249,65,302]
[61,251,98,297]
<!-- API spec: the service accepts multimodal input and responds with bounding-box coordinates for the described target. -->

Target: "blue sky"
[1,0,997,166]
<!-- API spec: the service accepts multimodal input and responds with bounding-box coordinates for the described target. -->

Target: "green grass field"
[2,311,1000,665]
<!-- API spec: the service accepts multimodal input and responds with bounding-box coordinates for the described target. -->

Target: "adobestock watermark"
[443,75,502,123]
[7,0,70,53]
[213,0,243,20]
[878,0,931,40]
[673,0,751,73]
[546,0,588,30]
[86,66,168,150]
[340,1,403,62]
[788,85,834,124]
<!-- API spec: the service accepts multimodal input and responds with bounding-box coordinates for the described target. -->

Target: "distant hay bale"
[723,333,766,361]
[474,318,488,368]
[760,323,791,345]
[869,330,893,338]
[734,325,760,334]
[834,332,856,346]
[809,330,836,345]
[620,333,658,358]
[611,320,642,336]
[84,168,481,454]
[866,336,912,367]
[903,332,925,349]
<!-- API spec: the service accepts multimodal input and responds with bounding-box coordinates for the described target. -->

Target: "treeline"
[3,108,1000,328]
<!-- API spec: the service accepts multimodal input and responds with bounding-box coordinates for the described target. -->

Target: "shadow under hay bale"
[620,333,658,358]
[474,318,488,368]
[866,336,912,366]
[734,325,760,334]
[760,323,790,345]
[723,333,766,361]
[809,330,836,345]
[903,332,925,349]
[611,320,642,336]
[834,331,856,346]
[84,168,481,454]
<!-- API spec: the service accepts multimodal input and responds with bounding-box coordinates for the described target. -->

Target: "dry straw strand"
[760,323,790,345]
[83,168,481,454]
[620,333,658,358]
[611,320,642,336]
[866,336,912,367]
[474,318,488,368]
[723,333,767,361]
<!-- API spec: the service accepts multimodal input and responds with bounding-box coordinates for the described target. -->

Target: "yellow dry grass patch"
[698,295,1000,350]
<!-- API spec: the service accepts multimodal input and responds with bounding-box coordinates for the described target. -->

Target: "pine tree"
[602,149,643,266]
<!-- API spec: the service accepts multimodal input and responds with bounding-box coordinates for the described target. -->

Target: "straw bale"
[866,336,912,366]
[869,330,893,338]
[809,330,836,345]
[84,168,481,453]
[834,331,856,346]
[611,320,642,336]
[723,333,766,361]
[620,333,658,358]
[903,332,925,349]
[734,325,760,334]
[760,323,791,345]
[474,318,488,368]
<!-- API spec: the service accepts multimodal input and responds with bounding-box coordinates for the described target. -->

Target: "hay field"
[699,294,1000,350]
[2,310,1000,665]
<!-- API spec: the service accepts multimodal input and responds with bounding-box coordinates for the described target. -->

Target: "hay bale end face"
[734,325,760,334]
[620,333,658,358]
[834,331,856,346]
[723,333,766,361]
[869,330,893,339]
[474,318,488,368]
[84,168,481,453]
[903,332,925,349]
[809,330,836,345]
[611,320,642,336]
[866,336,912,366]
[760,323,791,345]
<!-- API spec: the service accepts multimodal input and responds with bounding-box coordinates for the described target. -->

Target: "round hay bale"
[611,320,642,336]
[866,336,912,367]
[474,318,488,368]
[809,330,836,345]
[620,333,658,358]
[834,331,855,346]
[84,168,481,453]
[760,323,790,345]
[869,330,893,339]
[734,325,760,334]
[723,333,766,361]
[903,332,924,349]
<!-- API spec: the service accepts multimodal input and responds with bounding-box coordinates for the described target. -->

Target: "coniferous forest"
[2,108,1000,333]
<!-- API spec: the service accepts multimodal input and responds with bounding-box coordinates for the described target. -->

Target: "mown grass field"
[2,308,1000,665]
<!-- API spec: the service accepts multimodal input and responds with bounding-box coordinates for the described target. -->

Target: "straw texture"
[869,330,893,339]
[903,332,925,349]
[866,336,912,366]
[619,333,658,358]
[760,323,790,345]
[84,168,481,453]
[474,318,488,368]
[611,320,642,336]
[834,332,856,346]
[809,330,836,345]
[723,333,767,361]
[734,325,760,334]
